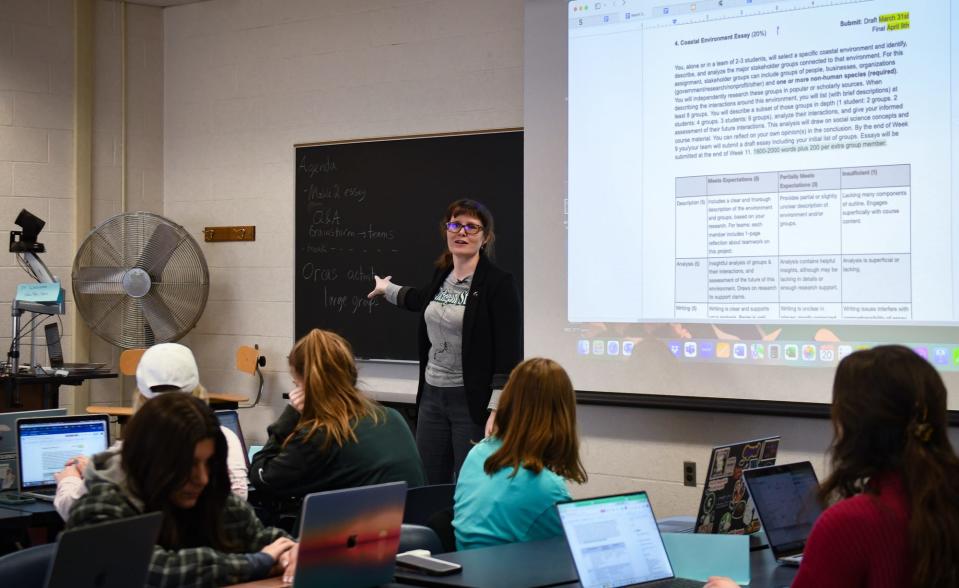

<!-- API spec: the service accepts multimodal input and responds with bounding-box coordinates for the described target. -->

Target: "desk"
[1,372,117,412]
[393,536,798,588]
[0,494,62,545]
[0,507,31,526]
[228,580,408,588]
[87,393,248,425]
[394,537,576,588]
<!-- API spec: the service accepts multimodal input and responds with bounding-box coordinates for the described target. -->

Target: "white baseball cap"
[136,343,200,399]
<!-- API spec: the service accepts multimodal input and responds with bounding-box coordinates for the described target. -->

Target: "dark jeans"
[416,383,485,485]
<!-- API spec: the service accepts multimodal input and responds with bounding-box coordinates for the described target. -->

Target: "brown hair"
[435,198,496,269]
[122,393,238,551]
[286,329,382,449]
[484,358,587,483]
[820,345,959,587]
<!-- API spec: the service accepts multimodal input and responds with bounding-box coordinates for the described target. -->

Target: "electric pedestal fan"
[72,212,209,348]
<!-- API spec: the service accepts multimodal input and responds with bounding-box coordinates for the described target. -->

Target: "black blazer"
[396,254,522,424]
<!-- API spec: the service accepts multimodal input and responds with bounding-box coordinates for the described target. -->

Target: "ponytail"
[901,413,959,587]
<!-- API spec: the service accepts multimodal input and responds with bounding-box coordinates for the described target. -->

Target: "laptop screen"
[215,410,249,467]
[44,323,65,367]
[558,492,674,588]
[743,462,823,557]
[18,417,109,489]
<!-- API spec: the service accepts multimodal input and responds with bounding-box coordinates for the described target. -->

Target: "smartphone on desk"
[396,553,462,576]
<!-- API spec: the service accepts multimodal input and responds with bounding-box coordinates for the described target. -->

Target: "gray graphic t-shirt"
[423,274,471,387]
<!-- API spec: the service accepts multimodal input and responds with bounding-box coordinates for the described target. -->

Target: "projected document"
[568,0,956,325]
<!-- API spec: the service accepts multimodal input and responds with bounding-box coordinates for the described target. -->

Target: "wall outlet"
[683,461,697,487]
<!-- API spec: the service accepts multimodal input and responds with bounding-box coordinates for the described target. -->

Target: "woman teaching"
[368,198,522,484]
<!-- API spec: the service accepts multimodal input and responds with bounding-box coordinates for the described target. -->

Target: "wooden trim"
[72,0,95,414]
[294,127,524,149]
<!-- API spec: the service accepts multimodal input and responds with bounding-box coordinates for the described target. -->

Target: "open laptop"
[44,511,162,588]
[0,408,67,491]
[16,414,110,501]
[693,436,780,535]
[743,461,823,566]
[215,410,249,467]
[293,481,407,588]
[43,323,105,372]
[557,491,701,588]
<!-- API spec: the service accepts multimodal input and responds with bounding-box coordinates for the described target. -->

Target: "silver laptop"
[557,491,701,588]
[742,461,823,566]
[43,323,105,372]
[16,414,110,501]
[0,409,67,491]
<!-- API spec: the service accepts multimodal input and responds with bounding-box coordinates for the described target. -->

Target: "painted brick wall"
[163,0,523,443]
[0,0,76,406]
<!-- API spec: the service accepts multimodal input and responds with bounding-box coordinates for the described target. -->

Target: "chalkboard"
[295,130,524,361]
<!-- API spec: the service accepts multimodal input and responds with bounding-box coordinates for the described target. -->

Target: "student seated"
[453,357,588,550]
[54,343,248,521]
[250,329,425,501]
[67,393,295,588]
[706,345,959,588]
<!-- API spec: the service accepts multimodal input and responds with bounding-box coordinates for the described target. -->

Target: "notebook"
[16,414,110,501]
[743,461,823,566]
[293,481,407,588]
[557,491,701,588]
[0,408,67,491]
[44,511,162,588]
[43,323,105,371]
[694,435,780,535]
[215,410,249,467]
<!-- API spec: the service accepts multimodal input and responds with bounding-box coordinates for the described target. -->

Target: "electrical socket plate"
[683,461,696,487]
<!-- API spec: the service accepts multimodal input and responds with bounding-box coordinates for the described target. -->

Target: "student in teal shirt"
[453,358,588,550]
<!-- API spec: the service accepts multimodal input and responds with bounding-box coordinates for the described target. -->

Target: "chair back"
[404,483,455,526]
[427,507,456,553]
[118,348,145,376]
[0,543,56,588]
[398,524,443,554]
[235,345,261,374]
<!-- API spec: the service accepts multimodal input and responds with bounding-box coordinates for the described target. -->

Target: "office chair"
[404,483,455,526]
[398,524,444,554]
[0,542,56,588]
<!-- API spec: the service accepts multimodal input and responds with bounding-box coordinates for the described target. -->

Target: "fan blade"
[73,267,127,295]
[136,224,182,279]
[141,292,180,343]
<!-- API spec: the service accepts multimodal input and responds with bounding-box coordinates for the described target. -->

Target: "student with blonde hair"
[250,329,425,501]
[453,357,587,550]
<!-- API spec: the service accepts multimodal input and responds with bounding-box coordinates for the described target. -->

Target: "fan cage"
[72,212,209,349]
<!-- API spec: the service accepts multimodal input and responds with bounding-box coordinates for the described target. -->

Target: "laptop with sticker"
[694,436,780,535]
